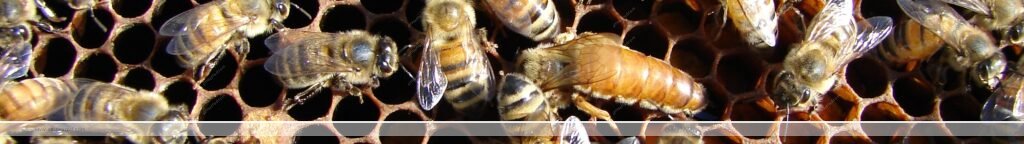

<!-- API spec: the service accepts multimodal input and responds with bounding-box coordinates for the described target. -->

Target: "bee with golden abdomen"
[0,78,76,122]
[718,0,778,48]
[159,0,312,82]
[771,0,893,109]
[415,0,498,116]
[501,32,707,134]
[897,0,1008,90]
[878,18,945,71]
[48,80,190,144]
[263,30,399,109]
[482,0,561,42]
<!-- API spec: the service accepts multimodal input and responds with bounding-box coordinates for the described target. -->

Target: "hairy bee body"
[0,0,61,80]
[497,74,556,143]
[773,0,893,109]
[0,78,75,121]
[484,0,561,41]
[416,0,496,115]
[879,19,944,70]
[263,30,398,107]
[722,0,778,48]
[160,0,292,80]
[517,32,707,115]
[51,81,189,144]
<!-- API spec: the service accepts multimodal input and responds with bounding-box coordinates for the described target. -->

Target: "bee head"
[1007,23,1024,45]
[424,0,475,34]
[151,110,189,144]
[970,53,1007,90]
[375,36,399,77]
[272,0,291,17]
[771,71,813,108]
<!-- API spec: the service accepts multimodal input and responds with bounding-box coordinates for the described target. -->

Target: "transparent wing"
[897,0,971,38]
[937,0,990,15]
[160,3,252,55]
[416,42,447,110]
[616,137,639,144]
[558,116,590,144]
[0,42,32,81]
[804,0,854,42]
[839,16,894,63]
[263,40,360,78]
[264,31,337,53]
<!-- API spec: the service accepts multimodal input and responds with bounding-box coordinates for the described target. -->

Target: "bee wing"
[558,116,590,144]
[616,137,640,144]
[897,0,970,37]
[0,42,32,81]
[837,16,894,63]
[264,31,337,53]
[543,33,621,88]
[937,0,990,15]
[416,42,447,110]
[263,40,360,78]
[803,0,853,43]
[160,3,252,55]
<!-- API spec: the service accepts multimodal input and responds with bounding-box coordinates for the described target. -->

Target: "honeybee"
[415,0,497,115]
[718,0,779,48]
[263,30,399,109]
[0,78,76,122]
[158,0,295,82]
[502,32,706,136]
[48,80,190,144]
[935,0,1024,47]
[878,18,944,71]
[771,0,894,109]
[0,0,65,81]
[482,0,561,41]
[897,0,1008,90]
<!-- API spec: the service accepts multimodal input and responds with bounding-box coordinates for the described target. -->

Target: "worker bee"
[497,73,556,143]
[897,0,1008,90]
[159,0,310,82]
[0,78,76,122]
[0,0,66,81]
[415,0,497,116]
[506,32,706,132]
[482,0,561,41]
[771,0,894,109]
[935,0,1024,47]
[878,18,945,71]
[48,80,190,144]
[263,30,399,109]
[718,0,778,48]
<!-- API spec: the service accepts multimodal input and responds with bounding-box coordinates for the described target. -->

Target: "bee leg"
[234,39,251,61]
[34,0,66,22]
[571,93,623,136]
[87,9,109,32]
[708,4,727,42]
[197,50,227,83]
[30,20,57,33]
[286,82,328,110]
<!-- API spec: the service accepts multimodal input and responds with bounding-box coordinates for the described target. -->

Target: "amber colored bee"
[483,0,561,41]
[415,0,497,116]
[719,0,778,48]
[878,18,944,71]
[263,30,399,108]
[897,0,1008,90]
[159,0,307,81]
[0,78,76,121]
[772,0,893,109]
[502,32,706,132]
[49,80,190,144]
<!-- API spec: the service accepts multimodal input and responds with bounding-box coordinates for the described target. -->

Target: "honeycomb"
[8,0,1008,143]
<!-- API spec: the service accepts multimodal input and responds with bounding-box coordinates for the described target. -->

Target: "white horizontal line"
[0,121,1021,124]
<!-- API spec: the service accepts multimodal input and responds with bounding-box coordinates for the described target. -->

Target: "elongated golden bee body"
[159,0,292,81]
[879,18,944,71]
[50,81,189,144]
[416,0,497,115]
[517,32,707,115]
[0,78,75,121]
[263,30,399,108]
[721,0,778,48]
[484,0,561,41]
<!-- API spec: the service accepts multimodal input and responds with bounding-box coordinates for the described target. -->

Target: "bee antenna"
[783,107,790,143]
[89,9,109,32]
[290,3,313,20]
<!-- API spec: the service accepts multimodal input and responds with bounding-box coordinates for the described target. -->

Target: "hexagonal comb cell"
[845,58,889,98]
[112,24,155,65]
[283,0,318,29]
[238,66,282,107]
[892,76,938,117]
[199,95,243,136]
[380,110,426,144]
[35,38,77,77]
[70,8,115,49]
[333,95,380,138]
[321,5,366,32]
[112,0,152,18]
[119,67,155,90]
[74,53,118,82]
[293,125,340,143]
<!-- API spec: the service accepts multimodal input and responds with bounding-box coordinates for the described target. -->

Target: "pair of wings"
[261,31,361,79]
[158,1,252,67]
[897,0,992,47]
[803,0,894,66]
[415,35,495,110]
[0,42,32,82]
